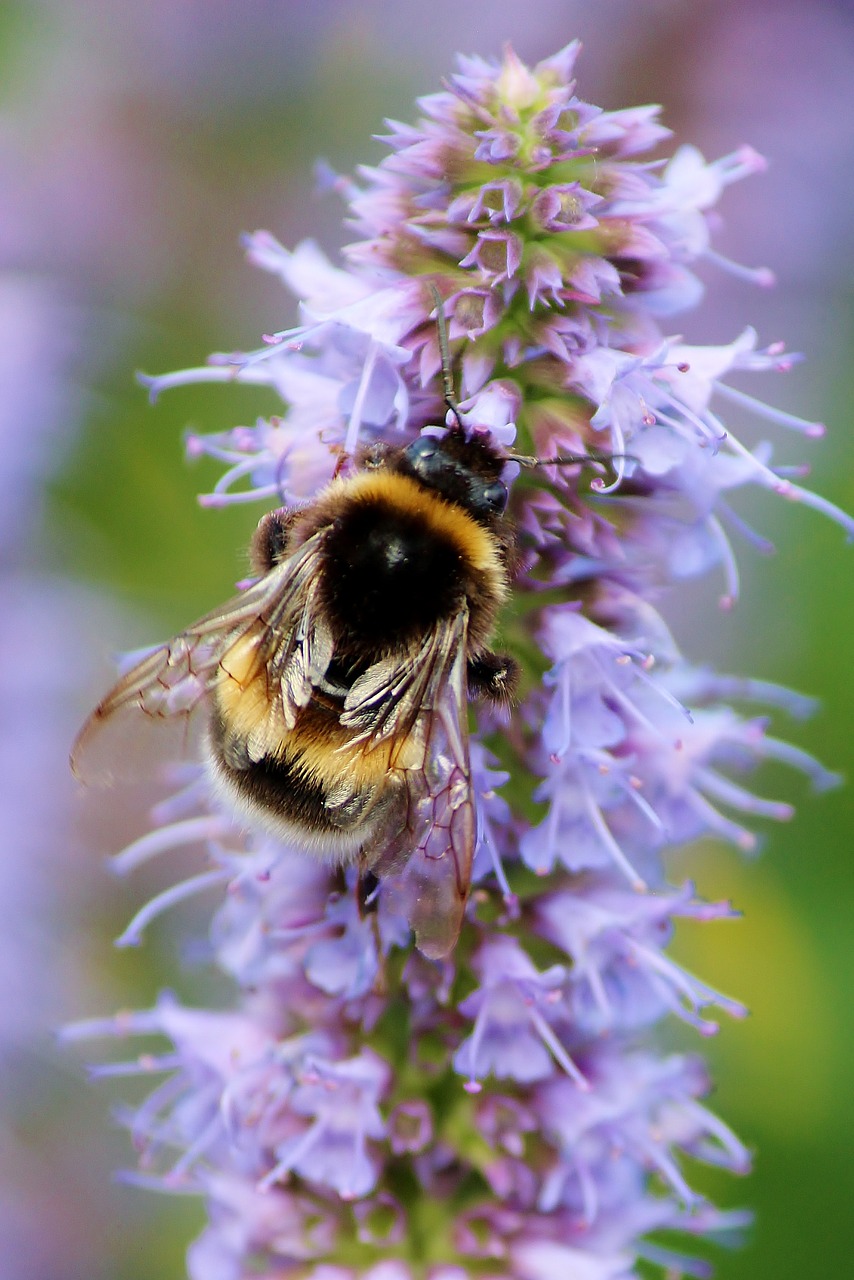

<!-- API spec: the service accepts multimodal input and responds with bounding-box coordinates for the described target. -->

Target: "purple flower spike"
[74,43,845,1280]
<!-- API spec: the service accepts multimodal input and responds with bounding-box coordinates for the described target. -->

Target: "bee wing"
[71,534,332,783]
[344,611,475,959]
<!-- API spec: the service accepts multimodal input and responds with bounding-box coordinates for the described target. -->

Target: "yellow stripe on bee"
[283,726,419,789]
[215,632,284,747]
[215,631,418,785]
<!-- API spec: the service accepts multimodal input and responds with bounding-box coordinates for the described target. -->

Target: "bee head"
[402,428,509,520]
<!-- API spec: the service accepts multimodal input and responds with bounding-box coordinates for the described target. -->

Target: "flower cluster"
[74,45,845,1280]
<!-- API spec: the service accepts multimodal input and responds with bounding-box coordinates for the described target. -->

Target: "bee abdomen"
[208,707,384,856]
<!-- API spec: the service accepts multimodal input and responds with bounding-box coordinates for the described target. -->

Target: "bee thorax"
[321,506,465,650]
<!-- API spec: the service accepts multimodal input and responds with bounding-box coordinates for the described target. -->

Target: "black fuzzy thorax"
[319,495,466,659]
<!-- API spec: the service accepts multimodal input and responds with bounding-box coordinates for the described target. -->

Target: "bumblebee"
[72,425,520,958]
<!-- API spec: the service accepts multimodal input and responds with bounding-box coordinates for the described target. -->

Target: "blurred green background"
[2,2,852,1277]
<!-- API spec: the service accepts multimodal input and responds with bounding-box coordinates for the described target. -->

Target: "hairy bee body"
[73,426,519,957]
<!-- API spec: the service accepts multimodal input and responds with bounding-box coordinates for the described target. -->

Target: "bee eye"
[480,481,508,514]
[406,436,438,465]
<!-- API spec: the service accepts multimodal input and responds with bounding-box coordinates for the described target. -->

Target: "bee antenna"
[428,282,464,432]
[513,450,637,469]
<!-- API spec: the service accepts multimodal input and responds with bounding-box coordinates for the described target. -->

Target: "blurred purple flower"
[0,268,137,1277]
[75,44,846,1280]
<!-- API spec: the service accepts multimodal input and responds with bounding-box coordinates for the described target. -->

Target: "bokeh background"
[2,1,852,1277]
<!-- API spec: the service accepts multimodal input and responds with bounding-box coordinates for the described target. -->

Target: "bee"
[72,423,522,959]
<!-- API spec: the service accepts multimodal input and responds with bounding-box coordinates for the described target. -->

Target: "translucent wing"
[71,534,332,783]
[345,611,475,959]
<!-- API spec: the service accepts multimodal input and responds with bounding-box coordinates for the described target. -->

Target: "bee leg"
[357,855,388,995]
[358,867,381,916]
[467,651,520,705]
[249,507,299,573]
